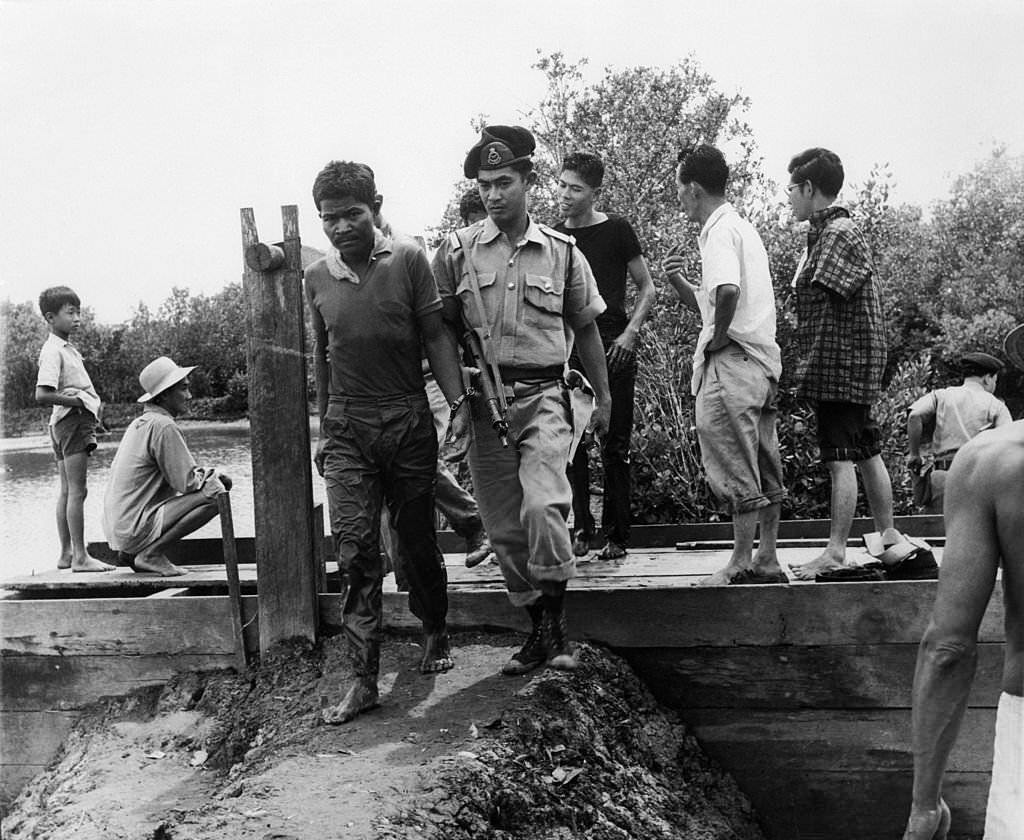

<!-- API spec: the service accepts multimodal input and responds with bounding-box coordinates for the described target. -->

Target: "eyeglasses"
[786,182,806,195]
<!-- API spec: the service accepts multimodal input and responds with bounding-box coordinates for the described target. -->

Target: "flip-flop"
[728,568,789,585]
[815,564,885,582]
[595,541,627,561]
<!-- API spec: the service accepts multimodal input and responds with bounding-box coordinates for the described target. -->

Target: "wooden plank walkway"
[3,516,999,839]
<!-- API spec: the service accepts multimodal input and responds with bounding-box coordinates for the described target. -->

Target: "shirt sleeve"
[617,216,643,262]
[36,342,61,389]
[431,240,461,325]
[811,225,872,300]
[563,246,606,331]
[908,391,938,418]
[407,244,442,318]
[701,226,743,293]
[992,399,1012,427]
[151,423,199,494]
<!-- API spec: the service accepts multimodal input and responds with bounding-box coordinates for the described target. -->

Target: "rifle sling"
[454,232,508,412]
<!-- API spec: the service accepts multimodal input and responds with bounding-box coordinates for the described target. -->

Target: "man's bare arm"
[904,437,1002,836]
[574,320,611,437]
[607,255,656,371]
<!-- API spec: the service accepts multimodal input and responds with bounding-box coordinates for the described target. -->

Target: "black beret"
[463,125,536,179]
[1003,325,1024,372]
[959,352,1004,374]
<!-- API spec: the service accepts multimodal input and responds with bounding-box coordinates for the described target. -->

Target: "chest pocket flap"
[524,274,564,315]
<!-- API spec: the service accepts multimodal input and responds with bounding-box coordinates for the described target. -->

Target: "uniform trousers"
[468,379,575,607]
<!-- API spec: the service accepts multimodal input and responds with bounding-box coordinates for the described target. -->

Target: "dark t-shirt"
[554,213,642,338]
[305,235,441,398]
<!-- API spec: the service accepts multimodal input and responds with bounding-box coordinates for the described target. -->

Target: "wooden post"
[241,206,317,654]
[217,492,248,671]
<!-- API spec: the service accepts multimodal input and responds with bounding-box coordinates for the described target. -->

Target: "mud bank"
[2,632,763,840]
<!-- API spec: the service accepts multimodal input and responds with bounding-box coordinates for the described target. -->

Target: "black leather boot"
[542,588,577,671]
[501,601,547,675]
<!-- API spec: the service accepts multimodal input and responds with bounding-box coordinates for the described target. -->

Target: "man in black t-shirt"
[556,152,656,560]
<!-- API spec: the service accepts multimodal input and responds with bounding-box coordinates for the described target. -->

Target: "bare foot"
[57,552,73,570]
[71,556,116,573]
[322,679,379,725]
[420,631,455,673]
[698,564,748,586]
[132,553,187,577]
[791,552,847,581]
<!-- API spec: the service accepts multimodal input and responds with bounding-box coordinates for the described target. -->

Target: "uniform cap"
[959,351,1004,374]
[1003,325,1024,372]
[463,125,536,179]
[138,356,196,403]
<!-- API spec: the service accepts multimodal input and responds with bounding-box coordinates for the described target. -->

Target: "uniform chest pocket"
[523,274,564,317]
[456,272,496,328]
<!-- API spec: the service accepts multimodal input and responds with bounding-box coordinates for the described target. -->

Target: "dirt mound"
[2,632,763,840]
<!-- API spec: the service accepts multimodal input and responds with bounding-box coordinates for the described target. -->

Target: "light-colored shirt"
[909,380,1012,457]
[35,333,100,426]
[102,405,205,553]
[692,203,782,395]
[434,216,605,370]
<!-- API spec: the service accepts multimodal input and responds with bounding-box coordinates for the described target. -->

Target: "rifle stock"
[462,327,510,447]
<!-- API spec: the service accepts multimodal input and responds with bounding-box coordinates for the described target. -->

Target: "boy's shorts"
[815,400,881,463]
[49,408,98,461]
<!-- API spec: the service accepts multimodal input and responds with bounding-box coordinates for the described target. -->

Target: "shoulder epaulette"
[538,224,575,246]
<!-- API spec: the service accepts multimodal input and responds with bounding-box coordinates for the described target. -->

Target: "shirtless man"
[902,327,1024,839]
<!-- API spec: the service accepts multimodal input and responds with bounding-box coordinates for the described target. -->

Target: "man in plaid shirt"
[785,148,905,580]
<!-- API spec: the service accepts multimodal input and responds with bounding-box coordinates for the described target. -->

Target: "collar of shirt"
[44,332,79,354]
[142,404,175,419]
[325,228,392,283]
[476,215,546,249]
[807,204,851,248]
[698,202,735,247]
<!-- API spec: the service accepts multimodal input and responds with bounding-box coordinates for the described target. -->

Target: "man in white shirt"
[662,145,786,586]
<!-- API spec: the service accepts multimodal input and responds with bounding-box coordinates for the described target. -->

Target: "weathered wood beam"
[241,206,317,654]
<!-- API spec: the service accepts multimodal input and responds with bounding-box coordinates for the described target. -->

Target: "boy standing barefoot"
[35,286,113,572]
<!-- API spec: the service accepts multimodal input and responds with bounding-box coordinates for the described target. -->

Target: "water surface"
[0,423,325,580]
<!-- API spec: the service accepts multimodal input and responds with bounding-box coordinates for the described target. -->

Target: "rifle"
[461,326,509,447]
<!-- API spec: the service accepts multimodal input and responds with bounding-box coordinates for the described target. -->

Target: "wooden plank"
[624,643,1006,710]
[146,588,191,598]
[729,768,988,840]
[684,707,996,773]
[218,493,248,671]
[1,654,236,711]
[0,597,254,656]
[242,205,317,653]
[76,514,945,566]
[364,579,1005,647]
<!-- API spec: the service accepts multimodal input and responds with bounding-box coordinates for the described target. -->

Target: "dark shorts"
[49,409,97,461]
[815,401,882,463]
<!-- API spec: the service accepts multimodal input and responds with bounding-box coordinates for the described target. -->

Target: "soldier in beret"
[432,125,611,675]
[906,351,1011,513]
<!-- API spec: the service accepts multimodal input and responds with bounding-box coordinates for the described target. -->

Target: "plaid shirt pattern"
[794,205,886,403]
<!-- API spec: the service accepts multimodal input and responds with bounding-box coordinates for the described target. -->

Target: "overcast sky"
[2,0,1022,323]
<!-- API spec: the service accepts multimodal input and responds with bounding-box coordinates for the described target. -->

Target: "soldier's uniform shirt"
[434,216,605,372]
[432,216,606,604]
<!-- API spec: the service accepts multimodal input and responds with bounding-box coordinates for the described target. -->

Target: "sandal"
[595,541,627,561]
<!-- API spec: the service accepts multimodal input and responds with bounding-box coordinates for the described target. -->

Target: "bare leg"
[55,460,72,569]
[134,493,218,576]
[859,454,899,540]
[700,508,757,585]
[753,502,782,572]
[64,452,113,572]
[793,461,856,580]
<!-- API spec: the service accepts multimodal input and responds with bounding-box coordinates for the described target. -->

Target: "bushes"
[629,335,934,524]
